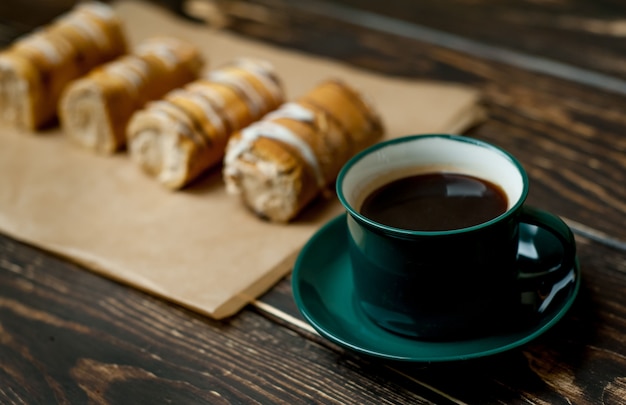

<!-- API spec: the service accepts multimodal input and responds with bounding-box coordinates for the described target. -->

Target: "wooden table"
[2,1,625,403]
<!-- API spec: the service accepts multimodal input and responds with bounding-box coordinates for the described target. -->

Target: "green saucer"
[292,214,580,362]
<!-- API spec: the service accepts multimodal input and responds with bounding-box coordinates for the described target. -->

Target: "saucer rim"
[292,213,581,362]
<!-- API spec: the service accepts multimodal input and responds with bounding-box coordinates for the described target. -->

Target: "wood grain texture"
[0,234,447,404]
[258,234,626,405]
[2,1,626,404]
[2,227,625,404]
[267,0,626,83]
[0,0,80,44]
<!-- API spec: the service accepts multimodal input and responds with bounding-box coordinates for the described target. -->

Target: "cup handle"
[516,206,578,313]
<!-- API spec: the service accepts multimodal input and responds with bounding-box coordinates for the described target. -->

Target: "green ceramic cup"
[336,134,577,340]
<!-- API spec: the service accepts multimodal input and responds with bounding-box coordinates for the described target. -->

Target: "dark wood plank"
[3,226,625,405]
[1,2,626,404]
[0,233,453,404]
[0,0,79,44]
[258,234,626,405]
[7,0,626,88]
[230,0,626,84]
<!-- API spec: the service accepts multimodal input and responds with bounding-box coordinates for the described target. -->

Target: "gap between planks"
[250,219,626,402]
[285,0,626,97]
[251,299,470,405]
[564,217,626,252]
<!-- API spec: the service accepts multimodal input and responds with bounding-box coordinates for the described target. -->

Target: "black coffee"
[360,173,508,231]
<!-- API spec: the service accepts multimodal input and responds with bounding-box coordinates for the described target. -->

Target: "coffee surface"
[360,173,508,231]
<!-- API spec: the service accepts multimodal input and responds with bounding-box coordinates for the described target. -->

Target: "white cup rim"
[336,134,529,236]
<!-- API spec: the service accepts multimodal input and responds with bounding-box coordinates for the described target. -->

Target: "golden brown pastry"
[127,58,284,189]
[223,80,384,222]
[60,37,204,154]
[0,2,127,130]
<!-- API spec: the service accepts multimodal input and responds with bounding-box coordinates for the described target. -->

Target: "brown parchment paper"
[0,0,485,319]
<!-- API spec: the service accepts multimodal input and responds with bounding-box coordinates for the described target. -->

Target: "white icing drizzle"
[188,82,225,109]
[0,56,12,68]
[149,100,205,146]
[188,82,237,129]
[104,57,147,92]
[169,88,226,136]
[226,119,325,188]
[149,109,192,141]
[232,58,282,104]
[137,41,180,70]
[264,102,315,123]
[51,31,75,59]
[206,70,265,116]
[19,34,62,64]
[124,57,150,84]
[58,12,108,48]
[78,2,116,21]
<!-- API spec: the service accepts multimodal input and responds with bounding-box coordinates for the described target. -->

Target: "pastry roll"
[127,58,284,189]
[60,37,204,153]
[223,80,384,222]
[0,2,127,130]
